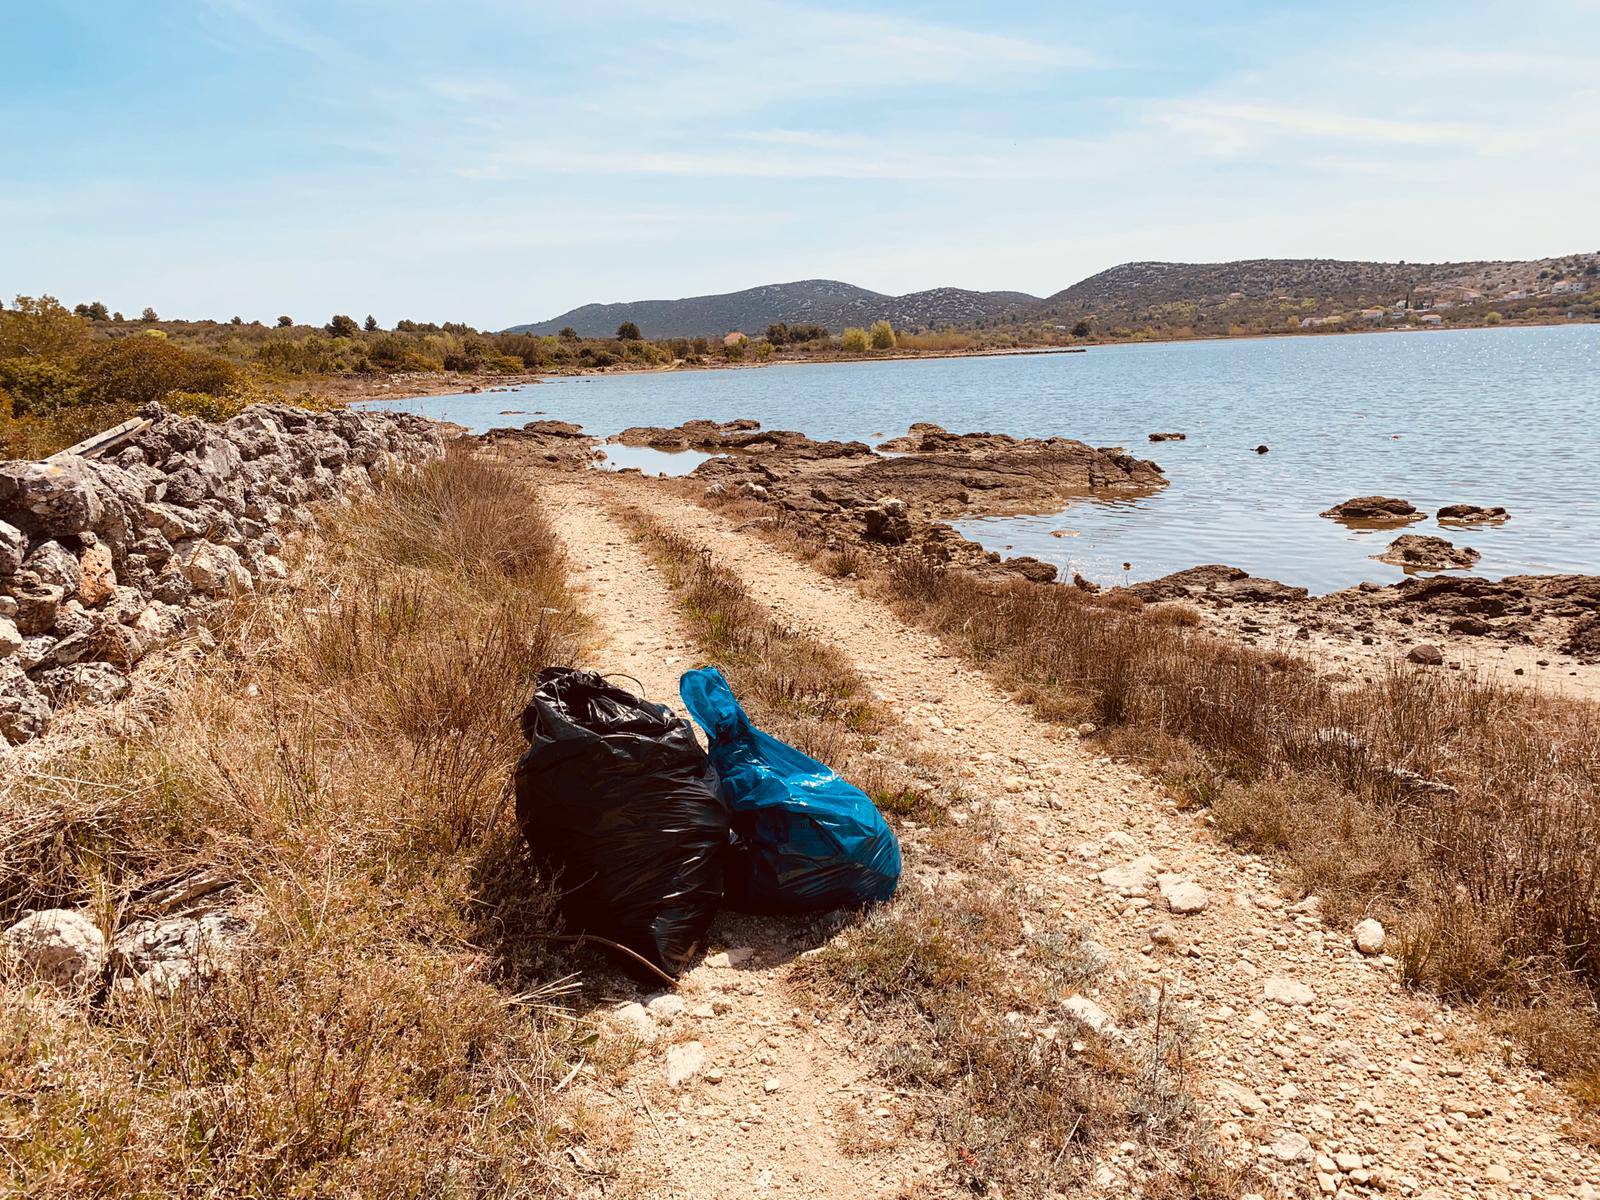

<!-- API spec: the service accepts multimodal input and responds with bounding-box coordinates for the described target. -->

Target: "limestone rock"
[0,518,25,576]
[1263,976,1316,1006]
[1265,1130,1312,1162]
[1097,855,1160,896]
[666,1040,707,1088]
[0,665,51,743]
[1353,918,1386,955]
[1158,874,1210,915]
[1320,496,1419,524]
[175,541,253,596]
[1376,534,1480,572]
[1214,1079,1265,1115]
[13,456,104,533]
[645,991,686,1021]
[862,496,910,544]
[1063,994,1115,1035]
[78,540,117,606]
[1437,503,1508,525]
[3,909,107,989]
[1406,643,1445,666]
[111,912,245,994]
[24,540,82,593]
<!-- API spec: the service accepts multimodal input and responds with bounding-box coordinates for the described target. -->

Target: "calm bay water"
[369,325,1600,593]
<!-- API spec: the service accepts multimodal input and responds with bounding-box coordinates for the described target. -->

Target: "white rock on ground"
[611,1001,656,1038]
[111,912,245,994]
[666,1040,707,1088]
[1353,918,1386,955]
[645,991,686,1021]
[1062,995,1116,1035]
[1158,873,1210,914]
[1096,854,1160,895]
[1266,1130,1313,1162]
[2,909,107,989]
[1214,1078,1265,1115]
[1263,976,1316,1006]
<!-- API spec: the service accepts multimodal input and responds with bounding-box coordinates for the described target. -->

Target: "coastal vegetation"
[0,452,619,1196]
[873,556,1600,1093]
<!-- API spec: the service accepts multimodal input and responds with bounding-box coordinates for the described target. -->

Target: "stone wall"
[0,402,444,745]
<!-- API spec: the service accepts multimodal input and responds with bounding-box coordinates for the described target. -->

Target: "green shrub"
[368,334,443,373]
[78,337,238,407]
[0,356,85,415]
[841,327,870,352]
[869,320,896,350]
[0,295,91,360]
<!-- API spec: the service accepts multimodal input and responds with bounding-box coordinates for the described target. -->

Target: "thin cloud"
[1158,101,1489,153]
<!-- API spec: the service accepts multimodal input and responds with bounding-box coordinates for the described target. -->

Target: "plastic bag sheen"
[513,667,728,978]
[679,666,901,914]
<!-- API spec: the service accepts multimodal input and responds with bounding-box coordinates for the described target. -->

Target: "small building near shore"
[723,330,747,347]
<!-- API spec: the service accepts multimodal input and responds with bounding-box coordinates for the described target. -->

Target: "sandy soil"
[546,468,1600,1199]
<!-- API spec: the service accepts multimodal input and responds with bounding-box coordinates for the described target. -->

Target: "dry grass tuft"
[0,449,619,1196]
[879,554,1600,1086]
[797,883,1244,1196]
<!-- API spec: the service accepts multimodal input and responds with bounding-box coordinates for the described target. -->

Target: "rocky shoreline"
[470,413,1600,686]
[0,402,445,745]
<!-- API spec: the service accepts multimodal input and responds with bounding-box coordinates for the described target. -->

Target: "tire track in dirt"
[588,472,1600,1200]
[543,485,955,1200]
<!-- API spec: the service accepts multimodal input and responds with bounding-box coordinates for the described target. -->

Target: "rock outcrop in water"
[0,402,444,745]
[613,420,869,460]
[1319,496,1421,525]
[1437,503,1509,525]
[478,420,602,470]
[691,421,1164,578]
[1375,534,1480,572]
[1123,564,1309,605]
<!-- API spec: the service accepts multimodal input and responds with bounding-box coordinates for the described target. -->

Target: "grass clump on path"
[0,451,624,1198]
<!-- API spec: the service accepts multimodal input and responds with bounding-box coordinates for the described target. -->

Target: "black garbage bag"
[514,667,728,980]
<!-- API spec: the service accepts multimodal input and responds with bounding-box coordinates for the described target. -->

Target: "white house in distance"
[1552,280,1583,294]
[722,331,747,347]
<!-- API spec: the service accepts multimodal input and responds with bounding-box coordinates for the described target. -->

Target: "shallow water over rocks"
[371,325,1600,592]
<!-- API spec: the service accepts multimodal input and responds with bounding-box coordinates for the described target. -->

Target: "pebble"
[763,1077,782,1093]
[645,992,686,1020]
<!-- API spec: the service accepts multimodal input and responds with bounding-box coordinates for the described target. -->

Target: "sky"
[4,1,1599,329]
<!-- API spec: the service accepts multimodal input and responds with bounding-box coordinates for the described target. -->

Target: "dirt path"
[543,492,955,1200]
[552,472,1600,1200]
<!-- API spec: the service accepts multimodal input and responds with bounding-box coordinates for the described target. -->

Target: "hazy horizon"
[7,1,1599,328]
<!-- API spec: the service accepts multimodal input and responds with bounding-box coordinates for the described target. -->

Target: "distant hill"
[507,279,1041,338]
[1012,253,1599,335]
[510,253,1599,340]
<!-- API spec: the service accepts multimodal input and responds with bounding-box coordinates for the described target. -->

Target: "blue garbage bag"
[678,666,900,914]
